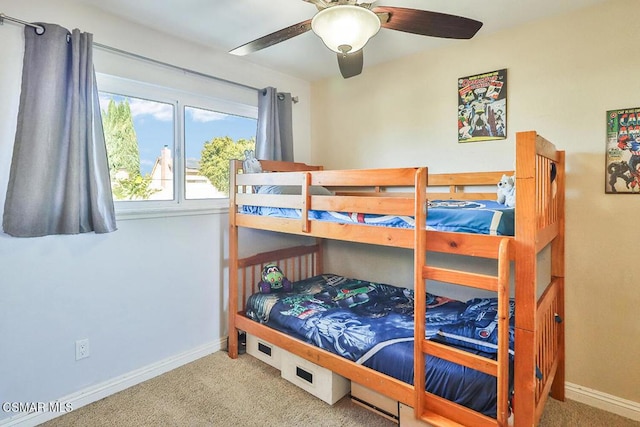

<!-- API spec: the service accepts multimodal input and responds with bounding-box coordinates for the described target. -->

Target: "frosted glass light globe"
[311,5,381,53]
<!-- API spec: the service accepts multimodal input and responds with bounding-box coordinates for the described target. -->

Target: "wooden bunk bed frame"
[227,130,565,427]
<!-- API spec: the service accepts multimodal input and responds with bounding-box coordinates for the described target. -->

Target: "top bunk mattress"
[241,199,515,236]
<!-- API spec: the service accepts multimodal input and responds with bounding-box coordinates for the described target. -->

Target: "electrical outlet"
[75,339,90,360]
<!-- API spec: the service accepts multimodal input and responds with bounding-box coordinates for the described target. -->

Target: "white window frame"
[96,73,258,220]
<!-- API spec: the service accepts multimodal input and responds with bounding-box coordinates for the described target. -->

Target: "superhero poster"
[458,69,507,143]
[606,108,640,193]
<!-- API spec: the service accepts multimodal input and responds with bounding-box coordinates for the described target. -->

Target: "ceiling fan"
[229,0,483,79]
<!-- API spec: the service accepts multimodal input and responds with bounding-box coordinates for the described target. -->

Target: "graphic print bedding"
[245,274,515,417]
[241,199,515,235]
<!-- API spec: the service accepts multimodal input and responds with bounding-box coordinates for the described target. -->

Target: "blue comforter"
[241,199,515,236]
[245,274,515,417]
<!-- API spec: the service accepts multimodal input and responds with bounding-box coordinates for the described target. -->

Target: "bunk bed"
[227,130,565,427]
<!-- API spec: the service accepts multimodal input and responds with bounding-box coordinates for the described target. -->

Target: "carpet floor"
[41,351,639,427]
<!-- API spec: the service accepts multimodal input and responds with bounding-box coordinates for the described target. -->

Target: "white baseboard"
[0,339,225,427]
[566,382,640,422]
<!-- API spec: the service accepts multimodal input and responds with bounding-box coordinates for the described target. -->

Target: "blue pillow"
[258,185,333,196]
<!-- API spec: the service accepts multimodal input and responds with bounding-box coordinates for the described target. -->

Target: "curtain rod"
[0,12,45,34]
[0,12,299,103]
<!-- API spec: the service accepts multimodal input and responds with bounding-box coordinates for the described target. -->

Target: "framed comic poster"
[458,69,507,143]
[606,107,640,193]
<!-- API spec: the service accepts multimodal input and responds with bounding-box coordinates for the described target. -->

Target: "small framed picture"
[458,69,507,143]
[605,108,640,194]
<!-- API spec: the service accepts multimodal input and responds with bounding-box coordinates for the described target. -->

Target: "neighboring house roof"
[148,148,218,198]
[186,158,200,170]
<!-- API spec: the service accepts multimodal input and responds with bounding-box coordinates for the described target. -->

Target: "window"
[96,74,257,215]
[99,92,175,201]
[184,106,256,200]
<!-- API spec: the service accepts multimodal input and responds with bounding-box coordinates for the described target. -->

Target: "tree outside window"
[184,106,256,199]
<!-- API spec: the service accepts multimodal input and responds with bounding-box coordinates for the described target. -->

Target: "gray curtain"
[255,87,294,161]
[3,23,116,237]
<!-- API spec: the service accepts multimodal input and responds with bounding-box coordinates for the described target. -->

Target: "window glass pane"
[99,92,174,201]
[184,106,256,199]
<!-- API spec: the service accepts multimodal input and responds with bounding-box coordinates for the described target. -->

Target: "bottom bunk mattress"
[244,274,515,418]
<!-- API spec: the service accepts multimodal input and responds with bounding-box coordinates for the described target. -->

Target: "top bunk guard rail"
[235,167,422,189]
[426,170,514,201]
[231,159,426,248]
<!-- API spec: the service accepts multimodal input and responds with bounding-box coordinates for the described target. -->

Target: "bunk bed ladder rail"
[415,238,513,427]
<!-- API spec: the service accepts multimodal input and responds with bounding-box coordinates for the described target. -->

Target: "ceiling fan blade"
[337,50,363,79]
[229,19,312,56]
[372,7,482,39]
[303,0,330,8]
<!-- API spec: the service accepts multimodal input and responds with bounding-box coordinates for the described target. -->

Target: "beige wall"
[311,0,639,404]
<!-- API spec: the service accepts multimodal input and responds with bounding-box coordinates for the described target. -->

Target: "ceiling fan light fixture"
[311,5,380,54]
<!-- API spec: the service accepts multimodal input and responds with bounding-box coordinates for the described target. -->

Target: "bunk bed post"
[412,167,428,420]
[228,159,241,359]
[497,238,513,426]
[550,150,566,402]
[301,172,311,233]
[513,131,538,426]
[315,237,324,275]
